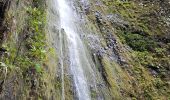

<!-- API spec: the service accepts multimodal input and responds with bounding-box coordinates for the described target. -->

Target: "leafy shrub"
[122,32,157,51]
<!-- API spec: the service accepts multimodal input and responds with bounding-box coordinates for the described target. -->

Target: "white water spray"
[56,0,91,99]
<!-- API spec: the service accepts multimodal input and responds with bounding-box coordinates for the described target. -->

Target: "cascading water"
[56,0,91,100]
[48,0,110,99]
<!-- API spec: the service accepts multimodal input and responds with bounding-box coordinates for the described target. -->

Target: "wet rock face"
[107,14,129,30]
[82,0,170,98]
[0,0,11,44]
[0,0,11,97]
[0,80,4,94]
[0,0,169,99]
[93,11,127,63]
[0,1,6,24]
[0,0,11,24]
[95,11,103,26]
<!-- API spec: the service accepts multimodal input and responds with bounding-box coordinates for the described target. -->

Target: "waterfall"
[56,0,91,99]
[48,0,110,99]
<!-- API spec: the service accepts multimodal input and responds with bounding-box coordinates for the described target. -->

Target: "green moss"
[3,0,50,99]
[101,57,121,98]
[16,4,47,73]
[120,32,157,51]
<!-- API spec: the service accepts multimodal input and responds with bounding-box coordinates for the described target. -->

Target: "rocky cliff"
[0,0,169,100]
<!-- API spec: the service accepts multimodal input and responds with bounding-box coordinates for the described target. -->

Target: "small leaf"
[41,50,46,53]
[35,64,42,73]
[0,62,7,67]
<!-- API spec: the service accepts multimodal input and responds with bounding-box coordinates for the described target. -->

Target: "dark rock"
[156,34,170,44]
[150,69,158,76]
[0,48,7,52]
[0,0,11,24]
[118,57,128,66]
[31,79,37,90]
[0,80,4,94]
[95,11,104,26]
[97,83,105,87]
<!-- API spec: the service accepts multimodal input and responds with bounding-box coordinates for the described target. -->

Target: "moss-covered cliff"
[0,0,59,99]
[84,0,170,99]
[0,0,169,100]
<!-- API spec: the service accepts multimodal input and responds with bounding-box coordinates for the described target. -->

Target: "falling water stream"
[56,0,92,100]
[48,0,110,99]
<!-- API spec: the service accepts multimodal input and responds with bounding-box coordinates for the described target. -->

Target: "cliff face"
[0,0,169,99]
[74,0,170,99]
[0,0,59,99]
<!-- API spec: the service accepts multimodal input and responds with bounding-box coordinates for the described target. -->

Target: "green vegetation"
[120,32,157,51]
[23,5,46,71]
[0,0,169,99]
[1,0,46,73]
[98,0,170,99]
[0,0,52,99]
